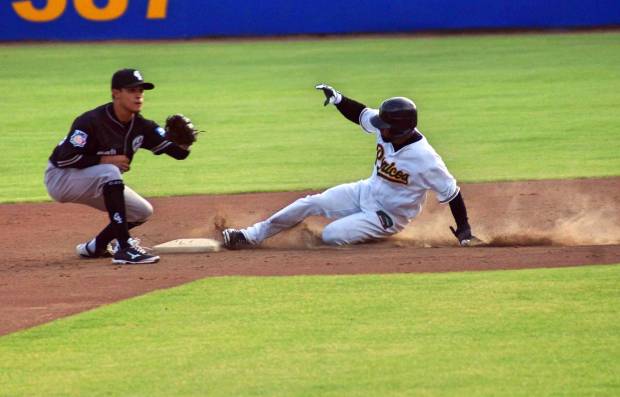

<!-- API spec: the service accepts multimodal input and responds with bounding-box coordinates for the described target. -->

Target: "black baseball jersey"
[49,103,186,168]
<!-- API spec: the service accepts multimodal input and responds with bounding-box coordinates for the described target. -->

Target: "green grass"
[1,32,619,203]
[1,264,619,396]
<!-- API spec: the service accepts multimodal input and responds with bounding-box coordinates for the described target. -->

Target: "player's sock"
[102,180,131,249]
[95,221,143,252]
[95,224,116,252]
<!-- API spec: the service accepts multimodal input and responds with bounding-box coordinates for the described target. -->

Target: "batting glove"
[315,83,342,106]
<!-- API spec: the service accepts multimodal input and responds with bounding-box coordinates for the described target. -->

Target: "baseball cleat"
[105,238,146,256]
[222,228,252,250]
[112,247,160,264]
[76,241,97,258]
[460,235,486,247]
[76,238,112,258]
[112,238,159,264]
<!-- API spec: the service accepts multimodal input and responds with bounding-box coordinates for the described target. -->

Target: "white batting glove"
[315,83,342,106]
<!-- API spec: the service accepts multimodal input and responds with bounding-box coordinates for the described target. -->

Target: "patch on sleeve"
[156,127,166,137]
[132,135,144,152]
[69,130,88,148]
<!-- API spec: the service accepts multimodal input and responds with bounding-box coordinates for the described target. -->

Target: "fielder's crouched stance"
[45,69,197,264]
[223,84,479,249]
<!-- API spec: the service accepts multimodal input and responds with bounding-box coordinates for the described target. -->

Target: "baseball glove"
[164,114,199,147]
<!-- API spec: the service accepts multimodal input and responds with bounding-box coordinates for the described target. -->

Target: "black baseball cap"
[111,68,155,90]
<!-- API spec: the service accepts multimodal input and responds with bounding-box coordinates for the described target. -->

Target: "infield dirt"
[1,177,619,335]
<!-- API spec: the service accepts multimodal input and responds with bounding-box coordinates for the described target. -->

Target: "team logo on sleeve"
[132,135,144,152]
[156,127,166,137]
[69,130,88,147]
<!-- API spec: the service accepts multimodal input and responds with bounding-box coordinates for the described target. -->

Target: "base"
[153,238,222,253]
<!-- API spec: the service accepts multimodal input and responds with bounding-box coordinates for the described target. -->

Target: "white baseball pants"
[242,180,407,246]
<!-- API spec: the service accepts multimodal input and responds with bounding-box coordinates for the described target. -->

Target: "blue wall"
[1,0,619,41]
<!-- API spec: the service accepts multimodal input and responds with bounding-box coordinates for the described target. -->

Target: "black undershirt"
[392,132,422,151]
[335,96,366,124]
[448,192,470,231]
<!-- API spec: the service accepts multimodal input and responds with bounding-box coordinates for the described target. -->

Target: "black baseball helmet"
[370,97,417,131]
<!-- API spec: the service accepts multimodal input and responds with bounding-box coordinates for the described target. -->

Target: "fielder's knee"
[139,201,154,222]
[130,201,153,223]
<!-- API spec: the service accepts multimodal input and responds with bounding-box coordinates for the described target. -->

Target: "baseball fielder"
[44,69,193,264]
[222,84,478,249]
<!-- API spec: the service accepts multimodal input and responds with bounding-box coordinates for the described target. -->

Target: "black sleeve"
[335,96,366,125]
[162,144,190,160]
[448,192,470,231]
[50,116,101,168]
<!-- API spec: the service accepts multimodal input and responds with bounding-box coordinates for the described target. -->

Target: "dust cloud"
[201,179,620,248]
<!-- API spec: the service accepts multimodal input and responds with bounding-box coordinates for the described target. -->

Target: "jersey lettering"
[377,159,409,185]
[376,144,385,161]
[96,149,117,155]
[375,144,409,185]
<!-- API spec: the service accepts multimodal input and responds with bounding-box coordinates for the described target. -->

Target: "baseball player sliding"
[45,69,198,264]
[223,84,480,249]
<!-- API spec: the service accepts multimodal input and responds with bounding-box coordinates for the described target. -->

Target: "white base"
[153,238,222,253]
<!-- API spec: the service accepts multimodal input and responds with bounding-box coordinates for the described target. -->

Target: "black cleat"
[76,239,112,258]
[112,238,160,264]
[222,228,252,250]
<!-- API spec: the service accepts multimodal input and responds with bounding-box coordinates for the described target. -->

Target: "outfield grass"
[1,32,619,203]
[1,264,619,396]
